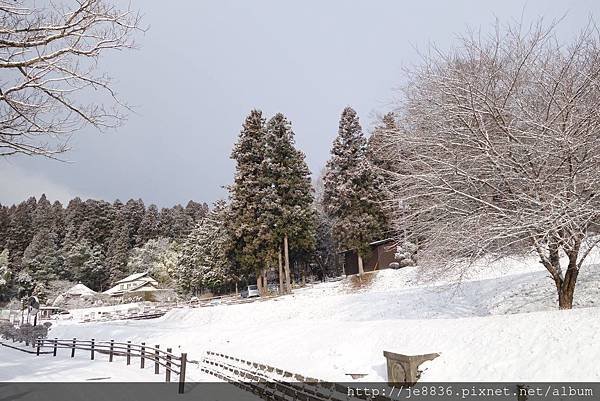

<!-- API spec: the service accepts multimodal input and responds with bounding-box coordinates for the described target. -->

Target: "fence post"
[91,338,95,360]
[154,345,160,374]
[127,341,132,365]
[178,353,187,394]
[140,342,145,369]
[165,348,172,382]
[53,338,57,357]
[109,339,114,362]
[71,338,76,358]
[36,339,40,356]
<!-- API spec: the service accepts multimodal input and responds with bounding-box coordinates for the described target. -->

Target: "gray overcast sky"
[1,0,598,207]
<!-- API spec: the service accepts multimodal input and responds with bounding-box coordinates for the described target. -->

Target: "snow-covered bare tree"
[384,20,600,309]
[0,0,143,157]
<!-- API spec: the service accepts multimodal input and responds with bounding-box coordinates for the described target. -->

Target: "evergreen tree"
[171,205,193,239]
[323,107,390,274]
[0,205,9,249]
[122,199,146,248]
[50,200,66,246]
[22,228,62,283]
[185,200,209,223]
[178,200,232,294]
[263,113,315,292]
[33,194,53,231]
[63,240,92,282]
[137,204,160,245]
[6,198,36,271]
[228,110,274,289]
[106,224,131,283]
[0,249,10,300]
[78,244,109,291]
[158,207,174,238]
[367,112,398,173]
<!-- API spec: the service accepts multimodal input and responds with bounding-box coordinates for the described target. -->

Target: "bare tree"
[384,20,600,309]
[0,0,143,157]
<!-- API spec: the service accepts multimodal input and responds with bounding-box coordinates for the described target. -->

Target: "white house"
[103,272,159,297]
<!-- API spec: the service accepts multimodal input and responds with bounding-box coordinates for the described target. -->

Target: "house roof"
[114,271,151,285]
[339,238,396,254]
[65,282,96,296]
[103,276,159,295]
[129,285,160,293]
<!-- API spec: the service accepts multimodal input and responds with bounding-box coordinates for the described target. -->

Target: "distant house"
[341,238,398,276]
[103,272,160,297]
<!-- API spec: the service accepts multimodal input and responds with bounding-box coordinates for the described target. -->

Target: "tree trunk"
[278,244,284,294]
[284,234,292,293]
[262,270,268,296]
[357,254,364,276]
[556,267,579,309]
[256,274,263,294]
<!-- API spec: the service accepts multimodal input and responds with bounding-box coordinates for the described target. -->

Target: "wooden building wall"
[343,241,396,276]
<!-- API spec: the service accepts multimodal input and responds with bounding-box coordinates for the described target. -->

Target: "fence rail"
[201,351,391,401]
[35,338,187,394]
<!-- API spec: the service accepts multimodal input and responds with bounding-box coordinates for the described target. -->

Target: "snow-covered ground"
[2,253,599,383]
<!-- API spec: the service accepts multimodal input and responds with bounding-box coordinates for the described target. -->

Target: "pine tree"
[228,110,274,290]
[263,113,315,292]
[323,107,390,275]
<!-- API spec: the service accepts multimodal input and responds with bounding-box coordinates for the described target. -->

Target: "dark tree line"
[0,195,208,299]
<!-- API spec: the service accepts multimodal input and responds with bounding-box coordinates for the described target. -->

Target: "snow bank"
[4,252,600,383]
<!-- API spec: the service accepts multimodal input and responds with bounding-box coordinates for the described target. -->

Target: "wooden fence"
[201,351,391,401]
[35,338,187,394]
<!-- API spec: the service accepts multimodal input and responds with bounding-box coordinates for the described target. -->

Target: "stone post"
[383,351,440,385]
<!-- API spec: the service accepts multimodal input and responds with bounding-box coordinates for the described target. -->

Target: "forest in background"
[0,196,208,300]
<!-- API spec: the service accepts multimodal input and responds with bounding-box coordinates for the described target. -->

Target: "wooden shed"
[342,238,397,276]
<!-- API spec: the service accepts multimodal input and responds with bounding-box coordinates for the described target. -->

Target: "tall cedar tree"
[263,113,315,292]
[323,107,389,274]
[228,110,275,289]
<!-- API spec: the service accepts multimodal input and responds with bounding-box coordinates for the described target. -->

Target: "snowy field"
[1,253,599,383]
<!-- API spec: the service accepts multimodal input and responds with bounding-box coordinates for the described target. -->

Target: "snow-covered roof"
[103,276,159,295]
[114,271,151,285]
[65,282,97,296]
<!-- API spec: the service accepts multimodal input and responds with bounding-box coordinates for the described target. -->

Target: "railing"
[201,351,391,401]
[35,338,187,394]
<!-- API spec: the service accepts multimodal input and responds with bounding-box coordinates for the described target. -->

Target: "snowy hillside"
[17,254,597,384]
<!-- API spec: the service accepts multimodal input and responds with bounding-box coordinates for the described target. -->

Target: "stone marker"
[383,350,440,385]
